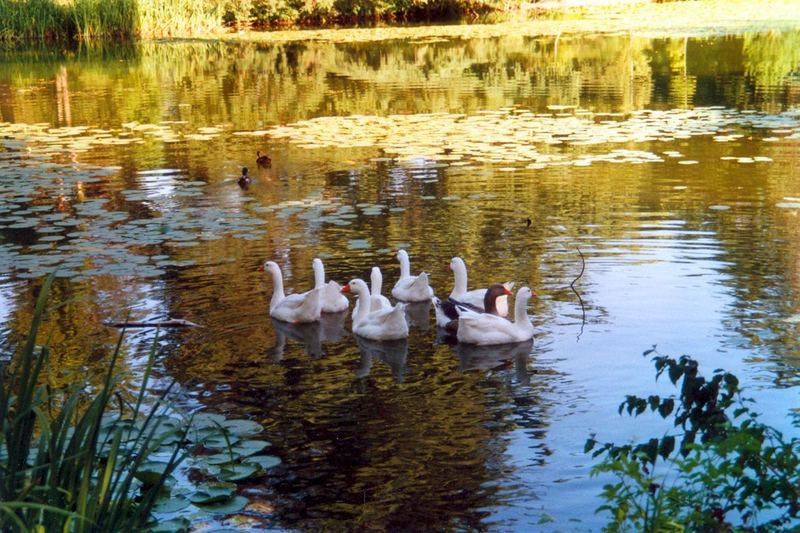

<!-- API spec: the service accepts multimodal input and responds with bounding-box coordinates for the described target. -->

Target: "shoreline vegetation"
[0,0,798,42]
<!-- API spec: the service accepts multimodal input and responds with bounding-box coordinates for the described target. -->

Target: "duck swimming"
[456,287,535,346]
[434,283,512,331]
[238,167,251,188]
[256,151,272,167]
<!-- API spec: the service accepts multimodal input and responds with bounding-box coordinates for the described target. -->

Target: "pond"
[1,27,800,530]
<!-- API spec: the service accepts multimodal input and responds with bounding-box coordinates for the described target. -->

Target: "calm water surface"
[1,29,800,530]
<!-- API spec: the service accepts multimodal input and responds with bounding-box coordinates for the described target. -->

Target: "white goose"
[352,266,392,320]
[457,287,535,346]
[448,256,511,318]
[343,279,409,341]
[260,261,321,324]
[391,249,434,302]
[312,258,349,313]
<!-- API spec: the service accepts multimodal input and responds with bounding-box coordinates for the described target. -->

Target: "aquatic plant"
[0,276,281,530]
[586,349,800,531]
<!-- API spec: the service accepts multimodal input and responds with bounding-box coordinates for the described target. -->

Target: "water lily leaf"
[244,455,282,470]
[149,517,190,533]
[221,419,263,437]
[202,433,241,449]
[195,495,248,515]
[232,440,270,457]
[218,464,260,482]
[190,482,236,504]
[153,495,191,514]
[135,461,171,486]
[206,452,241,465]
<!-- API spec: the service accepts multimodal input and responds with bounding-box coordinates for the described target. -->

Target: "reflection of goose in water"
[456,339,533,381]
[404,300,431,331]
[268,318,323,359]
[319,310,346,342]
[354,336,409,383]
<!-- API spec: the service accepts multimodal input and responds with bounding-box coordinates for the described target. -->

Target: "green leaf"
[202,433,241,449]
[190,482,236,504]
[206,452,241,465]
[658,398,675,418]
[659,436,675,459]
[195,495,248,515]
[244,455,281,470]
[218,463,260,481]
[153,496,191,514]
[149,517,190,533]
[135,461,171,486]
[221,419,263,437]
[232,440,270,457]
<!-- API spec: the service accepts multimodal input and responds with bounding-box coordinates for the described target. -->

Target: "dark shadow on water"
[268,318,324,359]
[456,339,533,385]
[404,300,431,331]
[354,335,408,382]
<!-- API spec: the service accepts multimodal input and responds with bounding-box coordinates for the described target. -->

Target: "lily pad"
[149,518,190,533]
[221,419,263,437]
[218,463,260,481]
[195,495,248,515]
[134,461,171,486]
[244,455,282,470]
[232,440,270,457]
[153,495,191,514]
[190,482,237,505]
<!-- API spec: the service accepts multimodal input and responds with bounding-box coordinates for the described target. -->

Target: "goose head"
[449,257,466,272]
[257,260,280,275]
[484,283,513,315]
[341,278,370,296]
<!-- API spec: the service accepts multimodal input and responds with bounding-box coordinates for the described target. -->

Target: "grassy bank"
[0,0,223,40]
[2,0,799,42]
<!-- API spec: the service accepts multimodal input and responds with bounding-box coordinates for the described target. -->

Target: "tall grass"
[0,0,223,41]
[0,276,188,531]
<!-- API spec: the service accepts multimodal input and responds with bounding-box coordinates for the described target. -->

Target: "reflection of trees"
[3,31,798,129]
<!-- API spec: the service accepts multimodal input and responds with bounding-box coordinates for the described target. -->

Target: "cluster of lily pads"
[0,138,267,280]
[266,106,798,167]
[117,411,280,532]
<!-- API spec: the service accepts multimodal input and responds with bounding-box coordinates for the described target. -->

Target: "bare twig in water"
[570,247,587,340]
[103,318,203,329]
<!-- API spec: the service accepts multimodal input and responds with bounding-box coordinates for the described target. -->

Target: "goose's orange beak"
[341,285,351,294]
[257,264,265,272]
[504,287,513,295]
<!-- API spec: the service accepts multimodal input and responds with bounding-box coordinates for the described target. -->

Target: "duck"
[312,258,349,313]
[259,260,321,323]
[456,287,535,346]
[342,279,409,341]
[391,249,434,302]
[238,167,251,188]
[434,283,512,330]
[256,151,272,167]
[352,266,392,320]
[448,256,512,317]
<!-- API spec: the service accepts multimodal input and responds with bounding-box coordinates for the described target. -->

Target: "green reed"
[0,275,188,531]
[0,0,222,41]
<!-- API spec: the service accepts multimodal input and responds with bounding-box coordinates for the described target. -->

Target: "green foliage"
[0,0,223,41]
[586,350,800,531]
[0,277,282,531]
[0,275,188,531]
